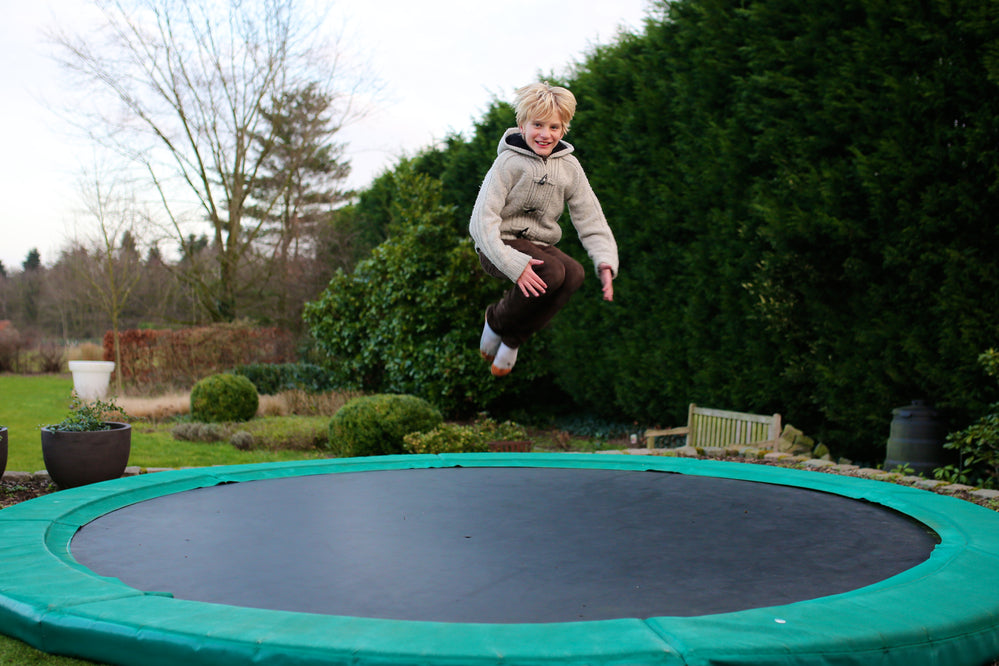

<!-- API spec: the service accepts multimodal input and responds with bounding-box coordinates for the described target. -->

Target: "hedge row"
[103,323,296,390]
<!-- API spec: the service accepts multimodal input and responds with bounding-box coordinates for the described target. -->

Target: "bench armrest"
[644,426,690,449]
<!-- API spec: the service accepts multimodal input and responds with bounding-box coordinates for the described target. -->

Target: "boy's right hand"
[517,259,547,297]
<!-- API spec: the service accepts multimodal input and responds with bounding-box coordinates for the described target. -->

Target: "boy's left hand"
[599,264,614,301]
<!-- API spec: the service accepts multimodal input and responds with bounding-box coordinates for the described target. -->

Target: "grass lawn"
[0,635,92,665]
[0,374,328,472]
[1,374,335,664]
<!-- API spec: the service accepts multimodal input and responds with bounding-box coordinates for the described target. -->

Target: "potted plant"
[40,395,131,489]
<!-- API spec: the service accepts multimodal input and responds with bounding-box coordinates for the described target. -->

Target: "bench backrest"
[686,404,781,448]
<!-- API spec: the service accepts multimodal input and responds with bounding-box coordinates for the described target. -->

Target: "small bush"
[230,430,255,450]
[404,423,490,454]
[171,422,228,442]
[234,416,330,451]
[945,411,999,488]
[44,395,129,432]
[945,350,999,489]
[0,325,24,372]
[36,342,64,373]
[328,394,442,457]
[190,373,259,423]
[403,417,528,454]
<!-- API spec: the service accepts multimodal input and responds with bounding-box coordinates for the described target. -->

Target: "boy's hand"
[599,264,614,301]
[517,259,547,297]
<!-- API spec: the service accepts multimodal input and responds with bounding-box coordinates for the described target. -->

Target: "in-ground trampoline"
[2,454,999,666]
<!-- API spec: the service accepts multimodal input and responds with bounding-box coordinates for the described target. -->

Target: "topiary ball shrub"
[190,373,259,423]
[328,394,442,457]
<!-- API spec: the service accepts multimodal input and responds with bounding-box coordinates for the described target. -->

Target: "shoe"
[480,316,501,362]
[490,343,518,377]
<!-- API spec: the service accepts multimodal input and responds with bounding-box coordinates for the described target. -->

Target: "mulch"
[0,478,57,508]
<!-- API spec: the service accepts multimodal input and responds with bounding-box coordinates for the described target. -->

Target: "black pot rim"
[41,422,131,434]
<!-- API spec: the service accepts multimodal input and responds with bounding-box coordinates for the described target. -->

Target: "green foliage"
[944,351,999,488]
[888,463,916,477]
[304,165,548,416]
[234,416,331,451]
[945,411,999,489]
[171,422,228,442]
[340,101,515,254]
[307,0,999,463]
[403,417,527,454]
[980,349,999,380]
[43,394,127,432]
[170,416,330,452]
[190,373,259,423]
[403,423,490,454]
[229,430,255,450]
[327,394,443,457]
[234,362,336,395]
[548,0,999,461]
[932,464,971,486]
[413,100,517,218]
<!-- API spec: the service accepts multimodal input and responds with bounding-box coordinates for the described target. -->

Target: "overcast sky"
[0,0,653,270]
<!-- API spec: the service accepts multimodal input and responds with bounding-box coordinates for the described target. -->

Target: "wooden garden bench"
[644,403,782,450]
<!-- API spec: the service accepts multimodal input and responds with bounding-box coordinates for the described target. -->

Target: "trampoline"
[1,453,999,666]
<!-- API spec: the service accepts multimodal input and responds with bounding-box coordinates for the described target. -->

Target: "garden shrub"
[235,416,331,451]
[229,430,255,451]
[404,423,489,454]
[303,167,548,418]
[944,350,999,488]
[403,417,527,454]
[234,362,336,395]
[171,422,228,442]
[0,325,24,372]
[190,373,259,423]
[328,394,442,457]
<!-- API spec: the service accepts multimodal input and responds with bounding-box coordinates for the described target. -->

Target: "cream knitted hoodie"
[469,128,619,283]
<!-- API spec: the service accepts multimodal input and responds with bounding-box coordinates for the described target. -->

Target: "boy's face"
[519,114,565,157]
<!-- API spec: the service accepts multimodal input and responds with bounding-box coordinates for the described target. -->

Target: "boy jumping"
[469,82,618,376]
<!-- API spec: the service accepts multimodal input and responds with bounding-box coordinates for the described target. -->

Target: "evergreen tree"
[22,249,41,272]
[245,83,352,332]
[305,166,548,415]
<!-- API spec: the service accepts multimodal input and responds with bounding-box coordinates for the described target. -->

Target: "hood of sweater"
[499,127,574,160]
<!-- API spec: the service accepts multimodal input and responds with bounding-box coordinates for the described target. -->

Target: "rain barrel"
[884,400,945,476]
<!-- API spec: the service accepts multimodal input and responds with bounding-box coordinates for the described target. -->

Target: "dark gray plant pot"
[0,427,8,480]
[41,422,131,490]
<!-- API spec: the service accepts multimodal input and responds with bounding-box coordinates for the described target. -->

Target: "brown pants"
[478,239,585,348]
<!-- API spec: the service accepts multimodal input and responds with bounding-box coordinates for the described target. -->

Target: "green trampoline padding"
[1,453,999,666]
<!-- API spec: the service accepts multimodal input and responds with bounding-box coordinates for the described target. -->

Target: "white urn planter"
[68,361,116,401]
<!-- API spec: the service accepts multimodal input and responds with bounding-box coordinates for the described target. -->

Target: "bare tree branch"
[48,0,368,322]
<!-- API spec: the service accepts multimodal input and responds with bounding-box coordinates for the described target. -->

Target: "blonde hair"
[514,82,577,133]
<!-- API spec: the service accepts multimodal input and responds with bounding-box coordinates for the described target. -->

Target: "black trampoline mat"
[71,467,938,623]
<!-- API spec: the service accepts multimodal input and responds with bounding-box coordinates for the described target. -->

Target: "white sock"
[480,318,501,361]
[491,343,518,376]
